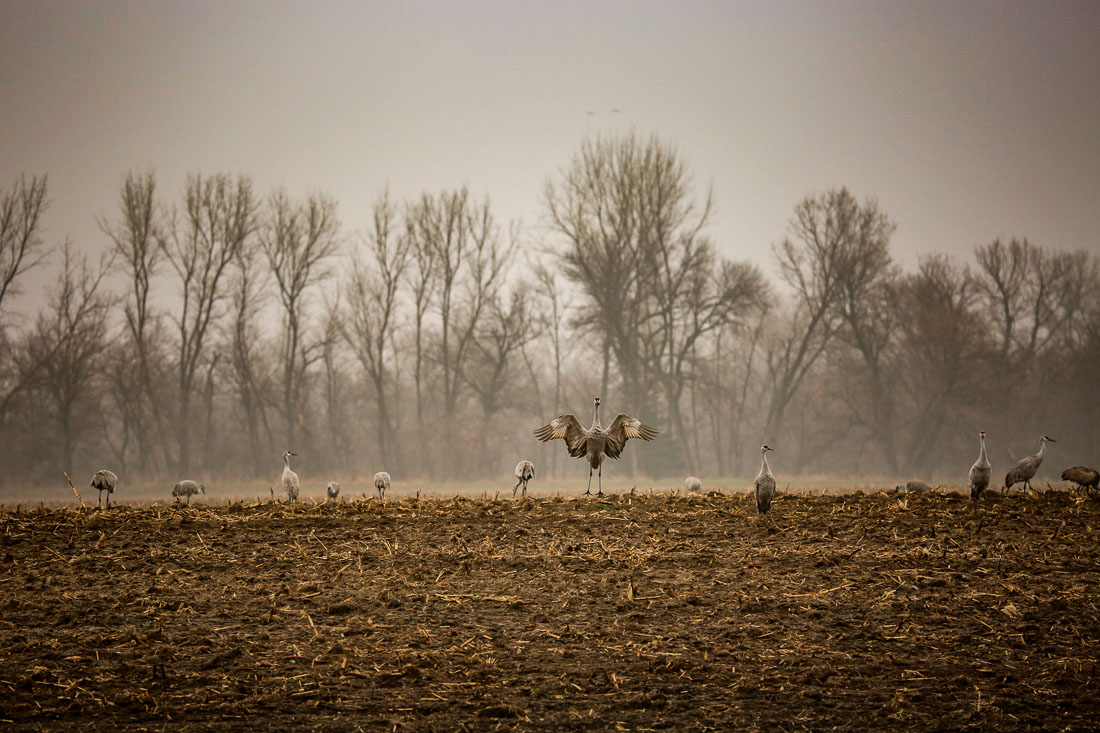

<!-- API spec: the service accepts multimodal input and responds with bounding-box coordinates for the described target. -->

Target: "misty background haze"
[1,1,1098,493]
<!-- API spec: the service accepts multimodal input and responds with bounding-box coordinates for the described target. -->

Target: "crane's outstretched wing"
[533,414,587,457]
[604,413,659,459]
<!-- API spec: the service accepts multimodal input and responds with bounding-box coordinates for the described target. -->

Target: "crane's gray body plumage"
[513,460,534,497]
[90,469,117,509]
[685,476,702,493]
[754,446,776,514]
[534,397,658,496]
[326,482,340,500]
[282,451,299,503]
[172,479,205,504]
[898,480,933,494]
[1061,466,1098,494]
[373,472,390,500]
[1004,435,1055,493]
[969,431,992,500]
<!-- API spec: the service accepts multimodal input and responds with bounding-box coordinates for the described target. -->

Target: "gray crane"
[282,450,300,503]
[685,476,703,493]
[172,480,206,504]
[373,471,390,500]
[754,445,776,514]
[534,396,658,497]
[1061,466,1098,495]
[969,430,992,500]
[1004,435,1055,493]
[326,482,340,501]
[513,460,534,498]
[90,469,117,509]
[897,480,934,495]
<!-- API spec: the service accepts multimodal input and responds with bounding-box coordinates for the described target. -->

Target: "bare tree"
[19,242,113,473]
[466,286,536,418]
[546,133,765,471]
[894,255,991,472]
[340,191,410,470]
[405,205,437,433]
[406,188,515,421]
[0,174,50,313]
[260,190,340,451]
[225,228,272,475]
[764,187,890,445]
[100,169,172,473]
[0,174,50,423]
[162,173,257,474]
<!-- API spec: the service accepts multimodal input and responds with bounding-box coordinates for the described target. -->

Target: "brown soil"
[1,490,1097,731]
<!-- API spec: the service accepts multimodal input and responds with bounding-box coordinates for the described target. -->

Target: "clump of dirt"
[1,490,1097,729]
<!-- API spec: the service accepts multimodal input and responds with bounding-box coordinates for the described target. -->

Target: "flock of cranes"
[81,399,1095,510]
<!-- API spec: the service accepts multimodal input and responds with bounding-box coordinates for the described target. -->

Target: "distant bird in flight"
[535,397,658,497]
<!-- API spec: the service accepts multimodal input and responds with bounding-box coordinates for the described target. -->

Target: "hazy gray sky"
[2,0,1098,310]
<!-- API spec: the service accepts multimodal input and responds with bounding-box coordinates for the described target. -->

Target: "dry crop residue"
[1,491,1098,730]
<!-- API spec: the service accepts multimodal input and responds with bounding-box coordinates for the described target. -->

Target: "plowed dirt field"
[1,490,1097,730]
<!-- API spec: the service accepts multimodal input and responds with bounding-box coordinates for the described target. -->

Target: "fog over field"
[1,2,1098,498]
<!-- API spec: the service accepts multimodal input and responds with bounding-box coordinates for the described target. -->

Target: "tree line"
[1,132,1096,488]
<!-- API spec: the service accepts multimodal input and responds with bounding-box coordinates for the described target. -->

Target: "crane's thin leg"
[513,479,521,498]
[98,490,102,509]
[106,492,110,509]
[187,495,191,505]
[584,468,593,496]
[523,481,527,497]
[596,465,604,497]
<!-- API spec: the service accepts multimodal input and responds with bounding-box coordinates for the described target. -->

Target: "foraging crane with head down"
[373,472,390,500]
[172,480,205,504]
[90,469,117,509]
[1004,435,1055,493]
[1061,466,1098,495]
[513,460,534,498]
[326,482,340,501]
[534,397,658,497]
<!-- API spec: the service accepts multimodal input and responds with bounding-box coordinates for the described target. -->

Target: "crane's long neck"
[592,401,602,429]
[978,435,988,463]
[1037,439,1046,460]
[284,454,291,469]
[761,451,771,475]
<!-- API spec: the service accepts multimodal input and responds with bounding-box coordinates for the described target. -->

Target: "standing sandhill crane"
[534,397,659,497]
[513,460,534,498]
[754,445,776,514]
[1061,466,1099,495]
[896,480,934,495]
[373,472,390,500]
[172,480,206,504]
[282,451,300,503]
[326,482,340,501]
[969,430,992,500]
[90,469,117,509]
[685,476,702,493]
[1004,435,1055,493]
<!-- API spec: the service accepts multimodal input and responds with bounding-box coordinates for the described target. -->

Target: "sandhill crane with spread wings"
[1004,435,1055,493]
[534,397,658,497]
